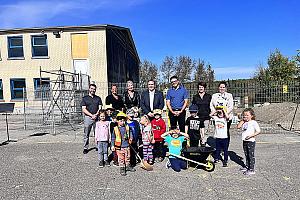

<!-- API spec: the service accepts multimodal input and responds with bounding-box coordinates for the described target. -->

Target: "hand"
[174,111,180,116]
[245,136,251,140]
[148,112,154,118]
[91,114,97,120]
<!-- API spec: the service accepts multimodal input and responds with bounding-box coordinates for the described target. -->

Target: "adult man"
[81,83,103,154]
[166,76,189,132]
[140,79,164,118]
[105,84,124,111]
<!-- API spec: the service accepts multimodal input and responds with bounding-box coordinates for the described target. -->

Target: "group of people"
[80,76,261,176]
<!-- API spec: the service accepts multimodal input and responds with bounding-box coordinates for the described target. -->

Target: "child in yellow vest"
[111,112,135,176]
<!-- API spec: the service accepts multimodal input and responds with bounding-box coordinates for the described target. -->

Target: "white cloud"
[214,66,256,80]
[0,0,147,28]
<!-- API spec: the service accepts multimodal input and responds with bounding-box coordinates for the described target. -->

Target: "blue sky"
[0,0,299,80]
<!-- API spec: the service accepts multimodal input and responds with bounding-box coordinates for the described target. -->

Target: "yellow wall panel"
[71,34,88,59]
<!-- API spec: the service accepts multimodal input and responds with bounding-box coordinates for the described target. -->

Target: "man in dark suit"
[140,79,164,118]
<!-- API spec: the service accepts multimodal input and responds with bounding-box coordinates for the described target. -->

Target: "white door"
[73,59,89,75]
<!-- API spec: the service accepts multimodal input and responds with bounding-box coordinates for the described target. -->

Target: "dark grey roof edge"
[0,24,126,34]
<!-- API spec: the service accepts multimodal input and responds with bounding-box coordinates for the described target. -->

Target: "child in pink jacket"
[95,110,111,167]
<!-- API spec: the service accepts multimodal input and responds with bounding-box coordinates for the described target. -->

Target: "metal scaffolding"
[37,67,90,134]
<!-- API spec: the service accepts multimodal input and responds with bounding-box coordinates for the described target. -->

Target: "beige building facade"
[0,24,140,108]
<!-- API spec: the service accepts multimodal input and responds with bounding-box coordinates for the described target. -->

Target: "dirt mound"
[253,102,300,130]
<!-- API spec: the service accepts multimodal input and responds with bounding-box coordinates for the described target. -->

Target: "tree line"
[139,55,215,88]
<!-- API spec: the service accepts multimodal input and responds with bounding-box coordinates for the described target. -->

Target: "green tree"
[194,59,207,81]
[206,64,215,83]
[139,60,158,88]
[254,49,298,81]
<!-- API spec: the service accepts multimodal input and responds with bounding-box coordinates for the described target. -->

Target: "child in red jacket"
[151,109,166,162]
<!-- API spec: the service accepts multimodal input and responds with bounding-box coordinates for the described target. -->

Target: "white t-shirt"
[241,120,260,142]
[212,116,228,139]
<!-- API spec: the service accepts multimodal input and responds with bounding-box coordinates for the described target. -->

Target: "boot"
[126,165,136,172]
[120,167,126,176]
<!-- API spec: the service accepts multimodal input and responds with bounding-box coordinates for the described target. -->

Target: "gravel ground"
[0,128,299,200]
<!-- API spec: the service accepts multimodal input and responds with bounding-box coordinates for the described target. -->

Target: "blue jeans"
[169,158,187,172]
[97,141,108,161]
[215,138,229,163]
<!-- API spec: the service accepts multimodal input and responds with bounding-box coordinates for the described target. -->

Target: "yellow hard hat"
[215,105,224,110]
[153,109,162,115]
[116,112,127,119]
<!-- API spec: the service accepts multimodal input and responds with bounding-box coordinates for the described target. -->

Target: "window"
[8,36,24,58]
[10,78,26,99]
[0,79,3,99]
[31,35,48,57]
[33,78,50,99]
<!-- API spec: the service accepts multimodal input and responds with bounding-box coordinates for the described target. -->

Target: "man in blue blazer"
[140,79,165,118]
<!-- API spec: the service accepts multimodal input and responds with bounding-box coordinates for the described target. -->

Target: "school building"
[0,24,140,108]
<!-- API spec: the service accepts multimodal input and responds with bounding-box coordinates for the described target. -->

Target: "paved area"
[0,128,299,200]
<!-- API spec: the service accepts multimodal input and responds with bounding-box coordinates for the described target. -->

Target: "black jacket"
[140,90,164,115]
[123,91,140,109]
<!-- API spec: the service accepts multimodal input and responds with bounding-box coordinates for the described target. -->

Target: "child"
[151,109,166,162]
[105,107,115,121]
[95,110,110,167]
[111,112,135,176]
[126,109,141,167]
[210,106,229,167]
[131,106,140,121]
[237,108,261,175]
[140,115,155,165]
[161,127,189,172]
[185,104,204,147]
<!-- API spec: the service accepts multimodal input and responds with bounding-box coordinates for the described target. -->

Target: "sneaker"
[104,161,110,167]
[120,167,126,176]
[214,159,220,164]
[239,167,248,172]
[83,149,88,154]
[165,160,171,169]
[126,165,136,172]
[99,161,104,168]
[223,162,228,167]
[243,170,255,175]
[113,161,119,167]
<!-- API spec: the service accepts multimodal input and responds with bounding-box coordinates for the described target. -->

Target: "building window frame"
[31,35,49,58]
[10,78,26,100]
[33,78,50,99]
[7,36,24,58]
[0,79,3,100]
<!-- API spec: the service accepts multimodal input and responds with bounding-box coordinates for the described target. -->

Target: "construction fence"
[184,79,300,133]
[1,78,300,136]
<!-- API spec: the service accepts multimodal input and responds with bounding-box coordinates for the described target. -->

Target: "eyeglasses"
[170,79,178,83]
[148,83,154,85]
